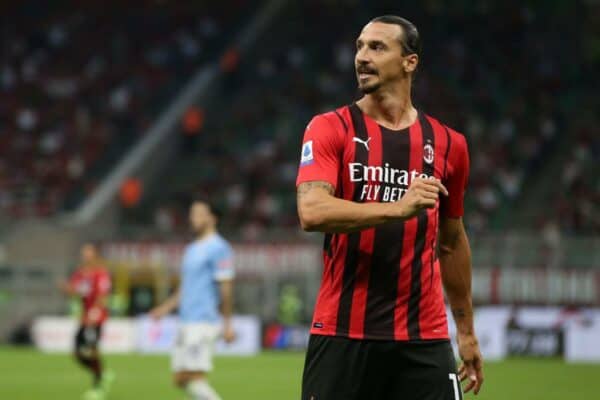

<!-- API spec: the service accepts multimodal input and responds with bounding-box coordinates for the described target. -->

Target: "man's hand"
[57,280,74,295]
[222,324,236,344]
[457,332,484,395]
[395,178,448,219]
[149,290,180,320]
[84,306,102,326]
[149,305,169,320]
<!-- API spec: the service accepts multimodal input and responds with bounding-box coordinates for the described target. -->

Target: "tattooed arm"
[297,181,395,233]
[439,217,484,395]
[296,178,448,233]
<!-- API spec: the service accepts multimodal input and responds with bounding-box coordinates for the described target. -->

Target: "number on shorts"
[449,373,460,400]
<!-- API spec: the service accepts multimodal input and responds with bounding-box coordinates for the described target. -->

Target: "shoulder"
[211,235,233,254]
[184,242,195,252]
[424,113,468,151]
[70,269,82,280]
[306,105,351,138]
[183,242,197,257]
[446,126,467,150]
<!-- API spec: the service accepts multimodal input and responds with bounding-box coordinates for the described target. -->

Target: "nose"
[356,47,369,64]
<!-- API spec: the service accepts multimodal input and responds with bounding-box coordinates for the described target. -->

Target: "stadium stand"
[122,0,598,237]
[0,1,596,237]
[0,1,253,219]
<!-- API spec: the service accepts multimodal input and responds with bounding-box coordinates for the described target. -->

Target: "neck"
[197,226,216,241]
[82,262,95,270]
[356,78,417,130]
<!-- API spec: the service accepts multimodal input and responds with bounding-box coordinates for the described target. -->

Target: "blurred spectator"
[0,1,247,219]
[141,0,596,237]
[182,106,205,136]
[220,48,240,73]
[154,205,176,233]
[120,178,142,208]
[2,1,597,238]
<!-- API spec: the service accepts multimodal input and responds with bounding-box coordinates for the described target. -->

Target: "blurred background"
[0,0,598,399]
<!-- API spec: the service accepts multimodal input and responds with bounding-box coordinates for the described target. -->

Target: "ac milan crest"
[423,144,434,164]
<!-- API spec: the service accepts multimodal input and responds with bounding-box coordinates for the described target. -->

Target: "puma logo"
[352,136,372,151]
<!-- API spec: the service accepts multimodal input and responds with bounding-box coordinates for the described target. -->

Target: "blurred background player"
[58,243,114,400]
[150,199,235,400]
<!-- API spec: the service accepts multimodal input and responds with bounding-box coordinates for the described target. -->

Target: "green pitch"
[0,346,599,399]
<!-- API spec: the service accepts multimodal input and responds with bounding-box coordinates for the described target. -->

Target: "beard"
[192,222,208,235]
[358,80,381,94]
[356,67,381,94]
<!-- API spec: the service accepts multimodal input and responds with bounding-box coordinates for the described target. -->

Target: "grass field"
[0,347,599,399]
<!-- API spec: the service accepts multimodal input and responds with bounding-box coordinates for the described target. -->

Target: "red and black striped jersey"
[70,266,111,325]
[296,103,469,341]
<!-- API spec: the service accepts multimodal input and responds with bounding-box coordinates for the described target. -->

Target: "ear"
[403,54,419,73]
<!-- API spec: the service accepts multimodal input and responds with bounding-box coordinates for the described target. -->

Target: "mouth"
[356,67,378,80]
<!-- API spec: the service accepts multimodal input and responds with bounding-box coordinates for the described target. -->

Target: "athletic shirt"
[179,233,235,323]
[70,266,111,325]
[296,103,469,341]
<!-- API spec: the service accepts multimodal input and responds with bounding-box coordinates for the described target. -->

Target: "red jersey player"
[59,243,113,399]
[297,16,484,400]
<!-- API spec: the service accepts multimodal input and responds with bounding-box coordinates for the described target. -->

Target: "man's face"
[189,202,213,233]
[355,22,416,94]
[80,244,97,265]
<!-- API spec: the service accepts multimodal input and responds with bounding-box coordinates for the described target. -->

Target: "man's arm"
[219,279,235,343]
[150,288,181,319]
[297,178,448,233]
[58,280,76,296]
[439,217,484,395]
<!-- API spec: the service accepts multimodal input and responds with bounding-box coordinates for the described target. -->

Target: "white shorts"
[171,323,221,373]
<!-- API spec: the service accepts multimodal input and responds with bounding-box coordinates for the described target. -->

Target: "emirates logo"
[423,144,434,164]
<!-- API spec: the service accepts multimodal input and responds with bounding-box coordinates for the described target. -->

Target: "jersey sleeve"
[440,132,470,218]
[295,114,344,189]
[213,243,235,282]
[69,271,79,288]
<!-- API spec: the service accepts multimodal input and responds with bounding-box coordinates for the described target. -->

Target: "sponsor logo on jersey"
[348,162,435,202]
[352,136,372,151]
[76,281,92,296]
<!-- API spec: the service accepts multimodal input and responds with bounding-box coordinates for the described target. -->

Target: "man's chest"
[339,135,442,203]
[74,274,96,296]
[182,252,213,276]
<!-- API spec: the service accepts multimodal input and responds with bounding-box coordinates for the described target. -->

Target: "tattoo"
[297,181,335,199]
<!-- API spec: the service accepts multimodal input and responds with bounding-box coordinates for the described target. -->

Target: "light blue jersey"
[179,233,235,323]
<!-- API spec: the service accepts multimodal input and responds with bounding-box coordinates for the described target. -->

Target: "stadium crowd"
[146,1,598,238]
[553,120,599,234]
[0,1,596,237]
[0,1,248,218]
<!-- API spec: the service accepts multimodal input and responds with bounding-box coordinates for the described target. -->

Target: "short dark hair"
[81,242,99,252]
[370,15,421,57]
[191,196,222,219]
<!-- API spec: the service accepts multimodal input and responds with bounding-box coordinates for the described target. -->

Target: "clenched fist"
[396,177,448,219]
